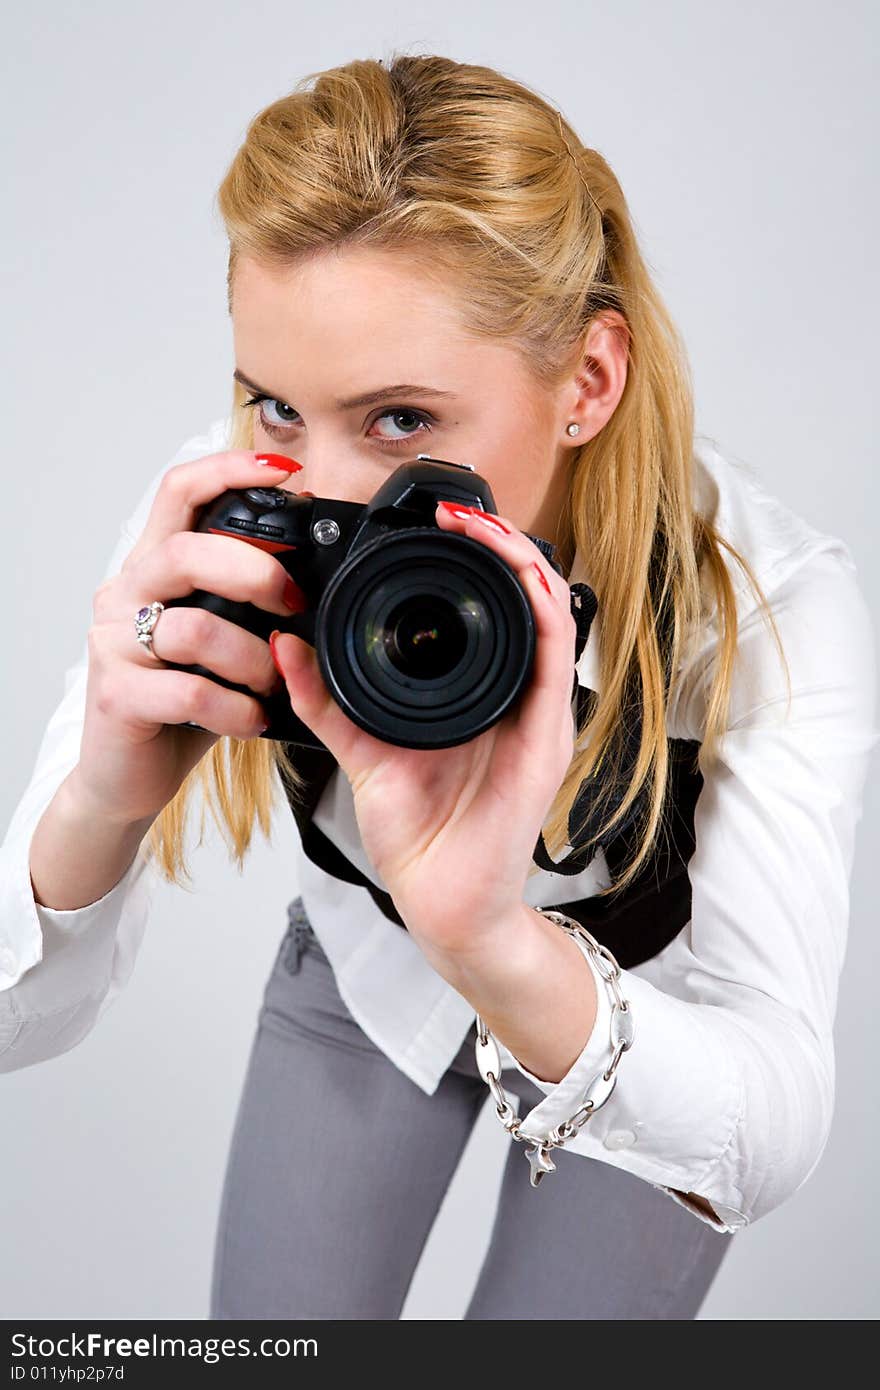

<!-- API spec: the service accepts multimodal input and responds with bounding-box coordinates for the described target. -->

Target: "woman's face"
[231,247,626,569]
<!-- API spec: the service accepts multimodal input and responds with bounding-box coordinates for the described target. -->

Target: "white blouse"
[1,415,876,1238]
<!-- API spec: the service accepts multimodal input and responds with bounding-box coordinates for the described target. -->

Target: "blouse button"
[603,1128,637,1149]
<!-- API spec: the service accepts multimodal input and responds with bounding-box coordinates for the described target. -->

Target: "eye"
[241,393,434,449]
[370,408,433,445]
[241,394,298,434]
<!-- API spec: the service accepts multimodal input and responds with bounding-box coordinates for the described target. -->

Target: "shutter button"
[603,1129,637,1150]
[243,487,291,510]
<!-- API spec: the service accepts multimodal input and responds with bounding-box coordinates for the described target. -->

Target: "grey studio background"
[2,1,877,1322]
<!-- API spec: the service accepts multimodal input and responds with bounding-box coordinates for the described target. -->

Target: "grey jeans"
[209,897,735,1320]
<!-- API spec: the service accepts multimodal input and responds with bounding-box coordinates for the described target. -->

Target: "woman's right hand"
[72,450,303,826]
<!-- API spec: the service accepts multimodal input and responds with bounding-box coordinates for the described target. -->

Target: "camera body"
[162,454,563,752]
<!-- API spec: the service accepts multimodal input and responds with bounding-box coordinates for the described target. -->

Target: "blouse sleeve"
[0,419,230,1071]
[504,541,879,1232]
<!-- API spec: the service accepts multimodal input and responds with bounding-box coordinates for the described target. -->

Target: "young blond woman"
[4,54,876,1320]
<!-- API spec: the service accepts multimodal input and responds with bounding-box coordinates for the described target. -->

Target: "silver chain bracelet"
[474,909,635,1187]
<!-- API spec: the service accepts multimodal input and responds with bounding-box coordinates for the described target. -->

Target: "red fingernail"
[269,630,285,679]
[255,452,303,472]
[436,501,511,534]
[469,508,511,535]
[436,500,476,521]
[532,563,553,596]
[282,576,307,613]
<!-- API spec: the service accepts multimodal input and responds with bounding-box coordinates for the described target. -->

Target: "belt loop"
[283,897,313,974]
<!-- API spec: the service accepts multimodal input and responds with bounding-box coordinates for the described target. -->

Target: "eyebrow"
[233,368,457,410]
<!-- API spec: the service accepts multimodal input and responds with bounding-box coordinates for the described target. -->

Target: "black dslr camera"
[163,454,564,752]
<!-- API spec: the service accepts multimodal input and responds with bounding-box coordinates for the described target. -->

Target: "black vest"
[278,584,704,972]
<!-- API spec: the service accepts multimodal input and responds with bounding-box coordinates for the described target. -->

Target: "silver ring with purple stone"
[134,601,165,661]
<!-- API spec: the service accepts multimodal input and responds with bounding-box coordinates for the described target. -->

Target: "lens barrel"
[314,528,536,749]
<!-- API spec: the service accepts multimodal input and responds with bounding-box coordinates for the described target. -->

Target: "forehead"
[231,247,536,393]
[233,247,465,327]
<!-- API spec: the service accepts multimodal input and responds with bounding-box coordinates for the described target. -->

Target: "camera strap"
[527,569,706,967]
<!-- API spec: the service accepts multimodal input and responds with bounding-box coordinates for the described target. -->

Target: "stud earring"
[566,423,580,437]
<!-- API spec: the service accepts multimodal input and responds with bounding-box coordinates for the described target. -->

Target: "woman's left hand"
[269,501,579,965]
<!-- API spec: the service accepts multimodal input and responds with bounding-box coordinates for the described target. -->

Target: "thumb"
[267,628,394,778]
[269,629,333,734]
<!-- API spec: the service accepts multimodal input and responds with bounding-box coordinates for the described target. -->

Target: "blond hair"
[145,52,790,898]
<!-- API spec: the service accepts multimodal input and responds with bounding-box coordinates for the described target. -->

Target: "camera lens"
[315,528,535,749]
[381,596,469,680]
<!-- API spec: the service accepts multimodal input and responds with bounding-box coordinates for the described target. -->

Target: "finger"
[121,666,270,742]
[434,499,577,780]
[433,501,576,720]
[434,501,571,603]
[124,449,303,572]
[88,627,270,741]
[268,629,390,778]
[124,530,302,622]
[104,605,283,698]
[502,560,577,752]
